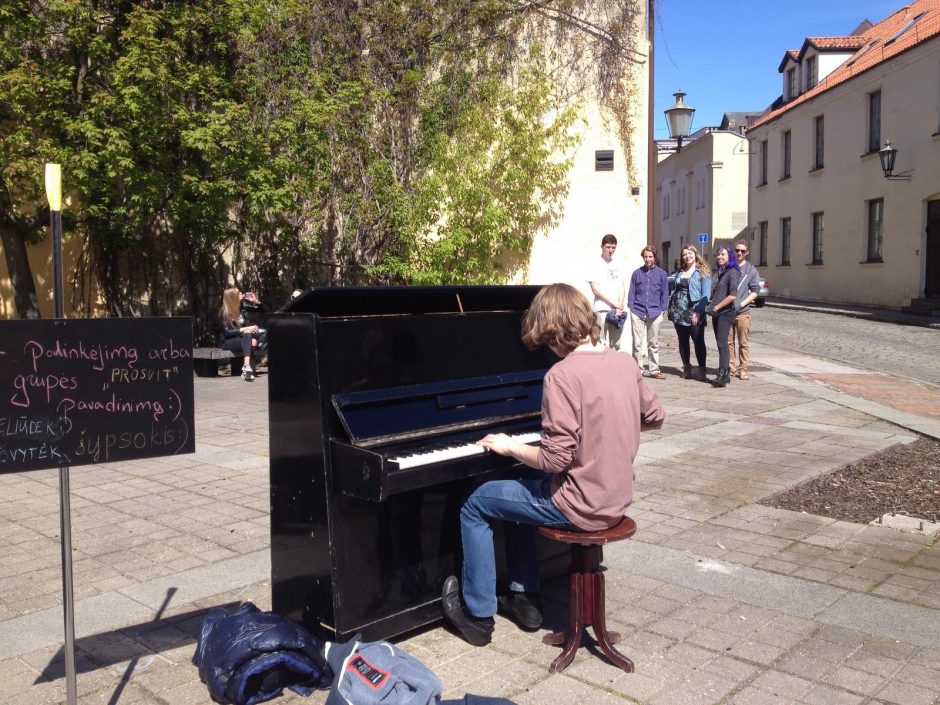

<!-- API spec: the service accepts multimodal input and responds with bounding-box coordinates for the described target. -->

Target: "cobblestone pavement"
[748,306,940,389]
[1,338,939,705]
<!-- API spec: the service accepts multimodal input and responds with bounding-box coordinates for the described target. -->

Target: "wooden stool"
[538,516,637,673]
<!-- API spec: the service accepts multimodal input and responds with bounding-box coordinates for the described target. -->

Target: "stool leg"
[546,571,583,673]
[589,567,633,672]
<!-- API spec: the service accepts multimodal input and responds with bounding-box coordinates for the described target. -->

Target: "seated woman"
[219,287,267,381]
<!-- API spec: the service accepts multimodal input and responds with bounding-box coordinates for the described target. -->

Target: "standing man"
[588,234,626,351]
[628,246,670,379]
[729,239,762,380]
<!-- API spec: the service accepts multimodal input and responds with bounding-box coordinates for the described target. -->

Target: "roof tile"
[751,0,940,131]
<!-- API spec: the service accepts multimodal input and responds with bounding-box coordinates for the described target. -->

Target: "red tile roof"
[777,49,800,72]
[805,36,869,50]
[751,0,940,131]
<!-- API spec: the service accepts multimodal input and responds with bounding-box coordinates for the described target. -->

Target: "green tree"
[1,0,644,325]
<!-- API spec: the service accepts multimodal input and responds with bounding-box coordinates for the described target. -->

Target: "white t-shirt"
[588,257,624,312]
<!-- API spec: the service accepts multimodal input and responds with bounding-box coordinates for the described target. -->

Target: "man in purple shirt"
[628,246,670,379]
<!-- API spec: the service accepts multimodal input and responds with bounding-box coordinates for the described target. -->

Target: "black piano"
[267,286,568,642]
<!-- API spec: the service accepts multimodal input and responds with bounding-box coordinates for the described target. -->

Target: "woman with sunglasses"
[704,246,740,387]
[668,245,711,380]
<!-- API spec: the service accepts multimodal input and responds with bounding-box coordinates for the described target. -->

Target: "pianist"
[442,282,665,646]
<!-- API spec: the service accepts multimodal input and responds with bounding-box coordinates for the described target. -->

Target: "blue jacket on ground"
[193,602,332,705]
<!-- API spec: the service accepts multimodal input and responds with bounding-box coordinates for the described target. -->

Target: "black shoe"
[711,368,729,387]
[497,591,542,630]
[441,576,494,646]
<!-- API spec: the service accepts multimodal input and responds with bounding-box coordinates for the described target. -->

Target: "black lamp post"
[664,90,695,153]
[879,140,912,180]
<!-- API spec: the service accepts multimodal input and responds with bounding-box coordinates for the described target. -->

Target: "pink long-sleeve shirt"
[539,348,665,531]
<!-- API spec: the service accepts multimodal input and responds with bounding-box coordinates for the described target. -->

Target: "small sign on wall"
[698,233,708,243]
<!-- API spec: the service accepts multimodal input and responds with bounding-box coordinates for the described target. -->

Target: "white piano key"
[390,431,541,469]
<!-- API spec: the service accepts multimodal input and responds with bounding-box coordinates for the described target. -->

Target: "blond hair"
[680,245,711,278]
[522,284,599,354]
[221,288,241,325]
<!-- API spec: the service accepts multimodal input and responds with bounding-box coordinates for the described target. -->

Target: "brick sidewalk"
[1,351,939,705]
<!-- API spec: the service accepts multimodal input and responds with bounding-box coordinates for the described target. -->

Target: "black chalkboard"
[0,318,195,473]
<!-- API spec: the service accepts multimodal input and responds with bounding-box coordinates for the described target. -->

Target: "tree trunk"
[0,223,42,319]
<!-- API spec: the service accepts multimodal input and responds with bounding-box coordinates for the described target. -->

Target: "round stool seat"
[538,515,636,545]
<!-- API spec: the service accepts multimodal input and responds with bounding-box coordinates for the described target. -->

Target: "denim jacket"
[673,269,712,314]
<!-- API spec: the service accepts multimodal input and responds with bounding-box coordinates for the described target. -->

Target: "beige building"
[526,3,651,295]
[653,124,752,271]
[747,0,940,310]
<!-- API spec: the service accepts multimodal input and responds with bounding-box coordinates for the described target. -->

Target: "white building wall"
[527,101,648,295]
[654,130,750,271]
[748,38,940,307]
[818,52,853,81]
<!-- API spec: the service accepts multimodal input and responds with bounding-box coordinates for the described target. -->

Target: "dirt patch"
[760,437,940,524]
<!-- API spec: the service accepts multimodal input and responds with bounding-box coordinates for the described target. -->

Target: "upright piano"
[267,286,568,642]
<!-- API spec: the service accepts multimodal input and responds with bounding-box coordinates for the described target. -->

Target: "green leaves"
[2,0,638,319]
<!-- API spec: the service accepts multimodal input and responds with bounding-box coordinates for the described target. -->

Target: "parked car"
[755,277,769,307]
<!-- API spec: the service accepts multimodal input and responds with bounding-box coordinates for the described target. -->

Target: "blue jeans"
[460,474,575,617]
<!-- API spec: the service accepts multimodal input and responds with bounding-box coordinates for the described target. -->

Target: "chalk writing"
[0,318,195,473]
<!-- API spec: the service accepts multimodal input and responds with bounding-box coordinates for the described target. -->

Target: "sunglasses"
[734,249,748,253]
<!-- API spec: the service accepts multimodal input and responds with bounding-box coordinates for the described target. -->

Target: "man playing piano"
[442,283,665,645]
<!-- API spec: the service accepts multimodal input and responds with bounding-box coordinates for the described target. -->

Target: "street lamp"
[878,140,912,180]
[664,90,695,153]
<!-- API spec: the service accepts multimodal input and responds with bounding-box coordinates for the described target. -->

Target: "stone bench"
[192,347,241,377]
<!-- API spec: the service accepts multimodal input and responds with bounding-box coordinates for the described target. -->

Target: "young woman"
[705,246,741,387]
[218,287,267,381]
[441,283,665,646]
[669,245,712,381]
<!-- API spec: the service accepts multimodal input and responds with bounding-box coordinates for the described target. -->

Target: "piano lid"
[332,369,546,448]
[281,285,544,318]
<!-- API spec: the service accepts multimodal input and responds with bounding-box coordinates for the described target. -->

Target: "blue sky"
[653,0,907,137]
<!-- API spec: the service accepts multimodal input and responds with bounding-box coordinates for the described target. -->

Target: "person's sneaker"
[497,591,542,630]
[441,576,494,646]
[241,364,255,382]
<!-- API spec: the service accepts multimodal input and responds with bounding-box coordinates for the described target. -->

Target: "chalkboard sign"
[0,318,195,473]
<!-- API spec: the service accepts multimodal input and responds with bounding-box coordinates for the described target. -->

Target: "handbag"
[666,274,680,321]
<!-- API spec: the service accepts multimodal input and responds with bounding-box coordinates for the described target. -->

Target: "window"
[813,116,824,169]
[868,90,881,153]
[787,67,797,100]
[781,130,791,179]
[867,198,884,261]
[663,193,670,220]
[806,56,817,89]
[758,140,768,186]
[885,11,927,45]
[812,212,824,264]
[848,39,880,67]
[595,150,614,171]
[780,217,791,265]
[759,221,768,266]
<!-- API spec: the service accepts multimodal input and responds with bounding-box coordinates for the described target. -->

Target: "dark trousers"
[674,321,707,367]
[220,333,254,359]
[712,310,734,370]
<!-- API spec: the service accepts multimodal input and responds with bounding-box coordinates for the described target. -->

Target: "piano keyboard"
[390,431,541,469]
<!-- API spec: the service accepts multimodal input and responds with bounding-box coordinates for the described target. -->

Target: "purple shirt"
[628,265,669,319]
